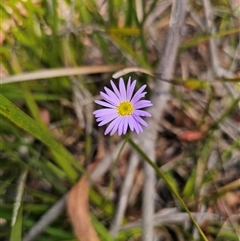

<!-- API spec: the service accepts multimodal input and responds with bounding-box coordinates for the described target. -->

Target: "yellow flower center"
[117,101,133,116]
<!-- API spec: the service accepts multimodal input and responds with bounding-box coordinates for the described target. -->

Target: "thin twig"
[22,194,68,241]
[90,141,129,181]
[109,153,139,236]
[120,209,219,231]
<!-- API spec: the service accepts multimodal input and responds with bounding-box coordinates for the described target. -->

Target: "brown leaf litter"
[67,176,100,241]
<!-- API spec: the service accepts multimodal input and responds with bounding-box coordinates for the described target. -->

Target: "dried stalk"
[109,153,139,236]
[135,0,188,240]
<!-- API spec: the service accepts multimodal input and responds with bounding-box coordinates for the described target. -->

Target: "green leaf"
[91,214,115,241]
[0,94,82,183]
[182,169,196,198]
[183,79,210,89]
[89,189,114,216]
[117,227,141,241]
[10,170,28,241]
[171,78,210,89]
[110,34,151,69]
[10,204,23,241]
[107,28,140,35]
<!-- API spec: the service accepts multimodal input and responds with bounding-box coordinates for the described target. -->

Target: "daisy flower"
[93,77,153,136]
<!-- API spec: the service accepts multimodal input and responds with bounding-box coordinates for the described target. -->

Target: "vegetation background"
[0,0,239,240]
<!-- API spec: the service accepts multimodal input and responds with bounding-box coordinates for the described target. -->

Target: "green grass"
[1,0,239,240]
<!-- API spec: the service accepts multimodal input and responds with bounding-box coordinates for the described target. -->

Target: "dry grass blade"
[22,195,68,241]
[112,67,153,79]
[1,65,123,84]
[67,176,100,241]
[109,153,139,236]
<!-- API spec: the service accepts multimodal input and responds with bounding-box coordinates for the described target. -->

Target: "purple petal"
[128,115,136,131]
[133,114,148,127]
[134,100,153,109]
[126,78,136,100]
[131,84,146,101]
[133,120,140,134]
[97,114,118,126]
[104,116,121,135]
[133,109,151,117]
[100,91,118,106]
[95,100,116,109]
[93,78,153,135]
[119,78,127,100]
[118,118,125,136]
[110,117,123,136]
[93,109,116,117]
[96,114,116,122]
[138,123,143,133]
[131,92,147,104]
[126,78,131,99]
[134,121,143,134]
[110,80,121,100]
[104,86,120,103]
[123,117,128,134]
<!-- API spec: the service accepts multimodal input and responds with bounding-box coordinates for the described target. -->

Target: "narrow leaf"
[107,28,140,35]
[10,170,28,241]
[110,34,150,69]
[0,95,82,182]
[1,65,123,85]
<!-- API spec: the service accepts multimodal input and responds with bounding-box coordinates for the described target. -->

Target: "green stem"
[107,136,129,198]
[128,137,209,241]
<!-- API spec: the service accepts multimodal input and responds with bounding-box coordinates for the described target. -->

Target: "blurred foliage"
[1,0,240,240]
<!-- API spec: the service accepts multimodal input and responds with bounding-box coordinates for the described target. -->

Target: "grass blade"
[1,65,123,85]
[10,170,28,241]
[128,137,209,241]
[0,94,82,182]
